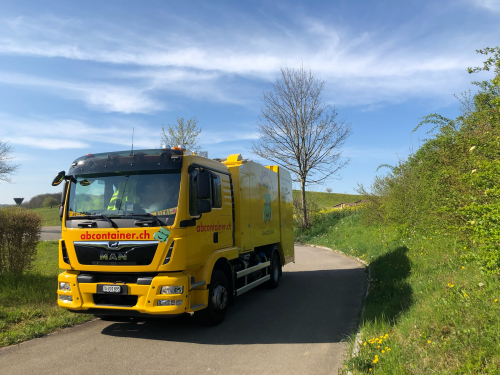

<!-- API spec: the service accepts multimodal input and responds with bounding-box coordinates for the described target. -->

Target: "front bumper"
[57,272,208,315]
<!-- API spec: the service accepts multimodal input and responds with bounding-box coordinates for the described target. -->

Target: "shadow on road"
[101,267,366,345]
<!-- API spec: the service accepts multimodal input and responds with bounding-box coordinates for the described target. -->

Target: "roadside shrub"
[358,46,500,273]
[21,192,62,209]
[0,207,42,273]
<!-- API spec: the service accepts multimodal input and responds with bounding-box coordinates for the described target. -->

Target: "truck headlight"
[160,285,183,294]
[59,295,73,302]
[59,282,71,291]
[157,299,183,306]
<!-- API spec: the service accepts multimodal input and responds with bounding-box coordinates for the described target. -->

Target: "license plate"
[97,284,128,294]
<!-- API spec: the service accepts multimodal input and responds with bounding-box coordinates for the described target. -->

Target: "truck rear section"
[53,148,293,324]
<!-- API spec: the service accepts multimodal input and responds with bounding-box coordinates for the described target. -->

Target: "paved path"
[0,245,366,375]
[41,226,61,241]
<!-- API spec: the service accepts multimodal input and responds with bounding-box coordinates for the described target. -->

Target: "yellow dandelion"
[494,299,498,302]
[369,369,372,372]
[427,340,431,344]
[462,266,465,269]
[377,345,380,349]
[363,342,367,346]
[463,293,467,297]
[382,350,385,353]
[387,348,391,351]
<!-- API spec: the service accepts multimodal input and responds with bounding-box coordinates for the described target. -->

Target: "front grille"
[74,242,158,266]
[86,273,157,284]
[93,294,138,307]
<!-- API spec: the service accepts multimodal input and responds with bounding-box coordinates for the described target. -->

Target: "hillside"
[292,190,362,209]
[31,207,61,226]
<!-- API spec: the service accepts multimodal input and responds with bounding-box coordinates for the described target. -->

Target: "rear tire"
[196,269,228,326]
[267,251,281,289]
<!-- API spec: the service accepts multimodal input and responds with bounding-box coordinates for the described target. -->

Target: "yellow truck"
[52,148,294,325]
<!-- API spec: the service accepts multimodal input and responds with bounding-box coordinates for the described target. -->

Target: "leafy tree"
[252,65,352,228]
[160,116,202,152]
[0,140,20,183]
[22,193,62,209]
[43,197,59,208]
[326,187,332,193]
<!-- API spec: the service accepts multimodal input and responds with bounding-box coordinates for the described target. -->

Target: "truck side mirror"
[52,171,66,186]
[198,200,212,214]
[197,171,211,200]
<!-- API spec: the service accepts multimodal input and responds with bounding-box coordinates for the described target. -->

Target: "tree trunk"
[301,179,308,228]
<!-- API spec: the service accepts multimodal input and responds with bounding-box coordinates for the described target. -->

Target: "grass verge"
[295,212,500,374]
[0,241,93,347]
[30,207,61,227]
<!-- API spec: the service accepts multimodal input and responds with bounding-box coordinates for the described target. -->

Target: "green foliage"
[43,196,59,208]
[22,192,62,209]
[0,207,42,273]
[160,116,202,152]
[358,46,500,274]
[0,241,92,346]
[296,214,500,374]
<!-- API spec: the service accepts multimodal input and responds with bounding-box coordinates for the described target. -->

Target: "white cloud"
[472,0,500,12]
[0,9,496,109]
[0,73,162,114]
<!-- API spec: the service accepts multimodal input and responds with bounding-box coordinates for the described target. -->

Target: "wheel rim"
[212,283,227,310]
[273,258,279,280]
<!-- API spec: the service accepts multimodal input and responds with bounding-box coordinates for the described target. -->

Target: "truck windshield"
[67,172,181,220]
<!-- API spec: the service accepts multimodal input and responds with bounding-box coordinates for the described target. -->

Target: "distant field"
[292,190,362,209]
[31,207,61,226]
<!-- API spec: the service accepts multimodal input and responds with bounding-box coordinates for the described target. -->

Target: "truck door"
[186,168,225,267]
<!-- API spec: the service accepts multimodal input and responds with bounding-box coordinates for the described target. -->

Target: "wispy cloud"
[0,113,259,151]
[471,0,500,12]
[0,6,497,110]
[0,73,162,114]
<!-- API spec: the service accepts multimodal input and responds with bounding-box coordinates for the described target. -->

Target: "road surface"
[41,226,61,241]
[0,244,366,375]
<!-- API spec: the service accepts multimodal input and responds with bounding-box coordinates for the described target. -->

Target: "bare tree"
[0,140,20,183]
[326,187,333,193]
[252,65,352,228]
[160,116,202,152]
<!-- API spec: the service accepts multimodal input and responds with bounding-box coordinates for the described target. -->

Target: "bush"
[0,207,42,273]
[43,197,59,208]
[22,193,62,209]
[358,46,500,273]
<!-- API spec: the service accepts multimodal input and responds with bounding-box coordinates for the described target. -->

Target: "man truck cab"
[53,148,294,325]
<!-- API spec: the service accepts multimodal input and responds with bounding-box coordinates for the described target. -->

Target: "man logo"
[108,241,119,249]
[100,252,127,261]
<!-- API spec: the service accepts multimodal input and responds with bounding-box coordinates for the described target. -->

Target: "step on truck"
[52,148,294,325]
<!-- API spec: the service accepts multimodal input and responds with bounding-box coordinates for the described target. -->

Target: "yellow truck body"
[53,149,293,324]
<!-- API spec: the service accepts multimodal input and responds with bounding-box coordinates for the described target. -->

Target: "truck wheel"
[267,251,281,289]
[196,269,228,326]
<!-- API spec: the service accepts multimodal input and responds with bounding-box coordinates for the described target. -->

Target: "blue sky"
[0,0,499,204]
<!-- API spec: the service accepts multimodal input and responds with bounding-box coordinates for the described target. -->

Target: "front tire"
[196,269,228,326]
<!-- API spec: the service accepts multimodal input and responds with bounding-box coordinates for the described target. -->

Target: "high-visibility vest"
[107,180,139,210]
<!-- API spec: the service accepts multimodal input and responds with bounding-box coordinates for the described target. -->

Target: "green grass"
[0,241,92,347]
[30,207,61,226]
[292,190,362,209]
[296,211,500,374]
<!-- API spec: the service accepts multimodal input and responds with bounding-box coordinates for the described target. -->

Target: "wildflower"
[363,342,367,346]
[427,340,431,344]
[462,266,465,269]
[470,146,476,152]
[472,169,477,173]
[479,283,484,287]
[377,345,380,349]
[369,369,372,372]
[495,299,498,303]
[470,221,476,225]
[381,350,385,353]
[463,293,467,297]
[387,348,391,351]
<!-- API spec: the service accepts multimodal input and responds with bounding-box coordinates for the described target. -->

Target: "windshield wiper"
[81,214,118,229]
[124,213,163,227]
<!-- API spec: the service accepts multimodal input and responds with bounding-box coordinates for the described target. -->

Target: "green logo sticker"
[154,227,170,243]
